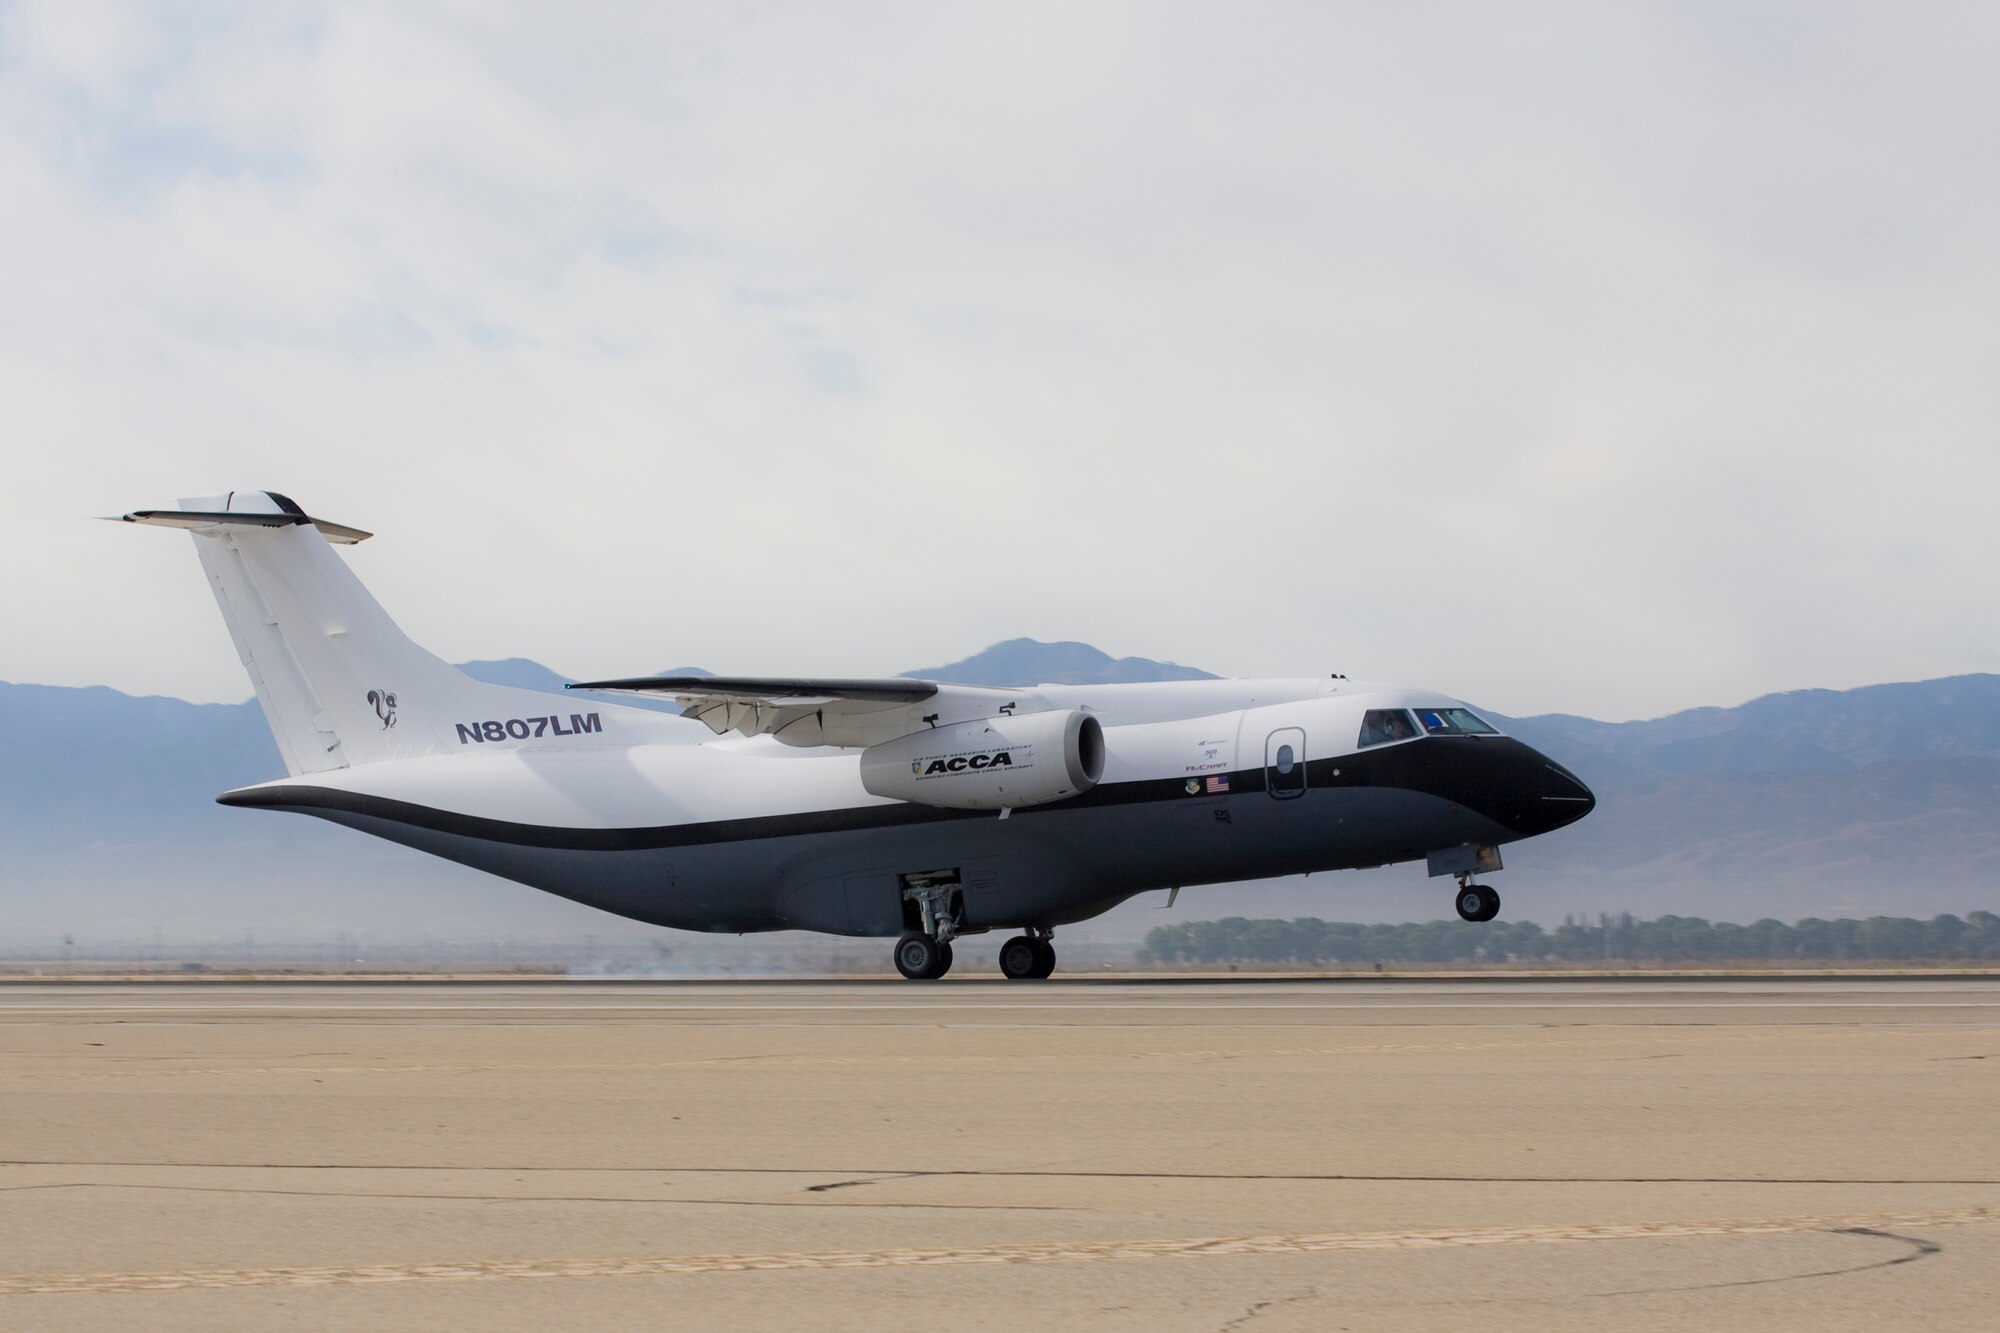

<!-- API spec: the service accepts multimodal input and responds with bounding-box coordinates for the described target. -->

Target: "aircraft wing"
[566,675,1047,748]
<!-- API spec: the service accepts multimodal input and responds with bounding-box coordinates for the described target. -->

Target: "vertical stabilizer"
[135,490,668,774]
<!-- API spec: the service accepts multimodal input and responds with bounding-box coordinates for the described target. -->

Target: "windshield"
[1414,706,1499,736]
[1357,709,1420,747]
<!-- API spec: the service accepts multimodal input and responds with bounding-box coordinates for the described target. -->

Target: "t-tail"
[118,490,670,775]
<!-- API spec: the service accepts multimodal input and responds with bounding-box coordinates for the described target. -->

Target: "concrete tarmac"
[1,977,1996,1330]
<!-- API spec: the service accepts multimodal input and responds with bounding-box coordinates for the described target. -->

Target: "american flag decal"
[1206,774,1230,794]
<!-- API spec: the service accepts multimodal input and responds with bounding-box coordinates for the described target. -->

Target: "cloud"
[0,2,1996,720]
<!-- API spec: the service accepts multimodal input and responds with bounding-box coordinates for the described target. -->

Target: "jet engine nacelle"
[859,710,1105,811]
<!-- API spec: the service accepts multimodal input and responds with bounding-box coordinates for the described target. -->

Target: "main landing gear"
[893,932,953,981]
[892,929,1059,981]
[997,930,1057,981]
[893,873,1060,981]
[895,877,963,981]
[1454,877,1501,923]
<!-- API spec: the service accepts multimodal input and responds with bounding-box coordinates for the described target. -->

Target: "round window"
[1276,744,1296,774]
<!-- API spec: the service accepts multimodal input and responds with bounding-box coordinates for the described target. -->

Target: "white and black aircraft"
[119,491,1595,980]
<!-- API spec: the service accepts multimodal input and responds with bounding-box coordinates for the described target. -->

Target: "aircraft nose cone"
[1527,753,1596,832]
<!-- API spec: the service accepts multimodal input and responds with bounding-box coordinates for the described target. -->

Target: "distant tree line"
[1135,912,2000,966]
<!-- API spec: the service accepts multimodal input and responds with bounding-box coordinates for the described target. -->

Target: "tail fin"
[122,490,660,774]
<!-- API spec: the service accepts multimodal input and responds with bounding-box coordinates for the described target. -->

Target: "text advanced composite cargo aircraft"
[120,491,1596,980]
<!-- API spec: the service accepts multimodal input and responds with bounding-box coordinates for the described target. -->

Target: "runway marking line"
[3,996,2000,1008]
[0,1025,1938,1084]
[4,1205,1993,1296]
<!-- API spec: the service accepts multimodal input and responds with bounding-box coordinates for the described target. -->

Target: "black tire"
[998,935,1042,980]
[1455,885,1501,923]
[893,933,945,980]
[1476,885,1501,922]
[1029,939,1057,979]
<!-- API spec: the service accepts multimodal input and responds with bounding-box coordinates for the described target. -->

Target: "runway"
[2,978,1996,1330]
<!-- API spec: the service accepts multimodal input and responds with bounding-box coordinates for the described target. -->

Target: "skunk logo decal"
[366,689,397,729]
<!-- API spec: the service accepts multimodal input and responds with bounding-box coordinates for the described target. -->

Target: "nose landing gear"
[1454,877,1500,923]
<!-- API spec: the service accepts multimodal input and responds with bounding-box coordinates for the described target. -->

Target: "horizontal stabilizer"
[117,509,373,545]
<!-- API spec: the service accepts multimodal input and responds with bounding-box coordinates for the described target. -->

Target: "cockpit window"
[1358,709,1419,747]
[1414,707,1499,736]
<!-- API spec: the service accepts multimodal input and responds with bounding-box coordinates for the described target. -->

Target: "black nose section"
[1335,735,1596,837]
[1391,736,1595,837]
[1524,751,1596,834]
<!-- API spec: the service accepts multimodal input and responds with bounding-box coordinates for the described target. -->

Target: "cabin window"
[1415,707,1499,736]
[1357,709,1419,747]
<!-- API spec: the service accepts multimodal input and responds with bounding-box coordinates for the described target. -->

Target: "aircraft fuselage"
[221,679,1594,937]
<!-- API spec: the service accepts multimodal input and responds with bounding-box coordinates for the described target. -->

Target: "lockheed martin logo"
[366,689,397,729]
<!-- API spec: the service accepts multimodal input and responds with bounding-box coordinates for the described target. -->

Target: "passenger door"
[1265,727,1307,800]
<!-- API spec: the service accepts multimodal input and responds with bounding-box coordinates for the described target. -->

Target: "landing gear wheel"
[1454,884,1501,923]
[893,933,952,980]
[998,935,1044,981]
[1029,939,1057,979]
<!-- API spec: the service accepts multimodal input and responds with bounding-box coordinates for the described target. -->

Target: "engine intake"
[859,710,1105,810]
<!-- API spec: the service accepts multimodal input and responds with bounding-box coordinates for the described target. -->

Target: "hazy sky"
[2,2,1995,721]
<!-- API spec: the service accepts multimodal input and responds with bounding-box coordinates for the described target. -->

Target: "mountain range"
[2,642,1995,949]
